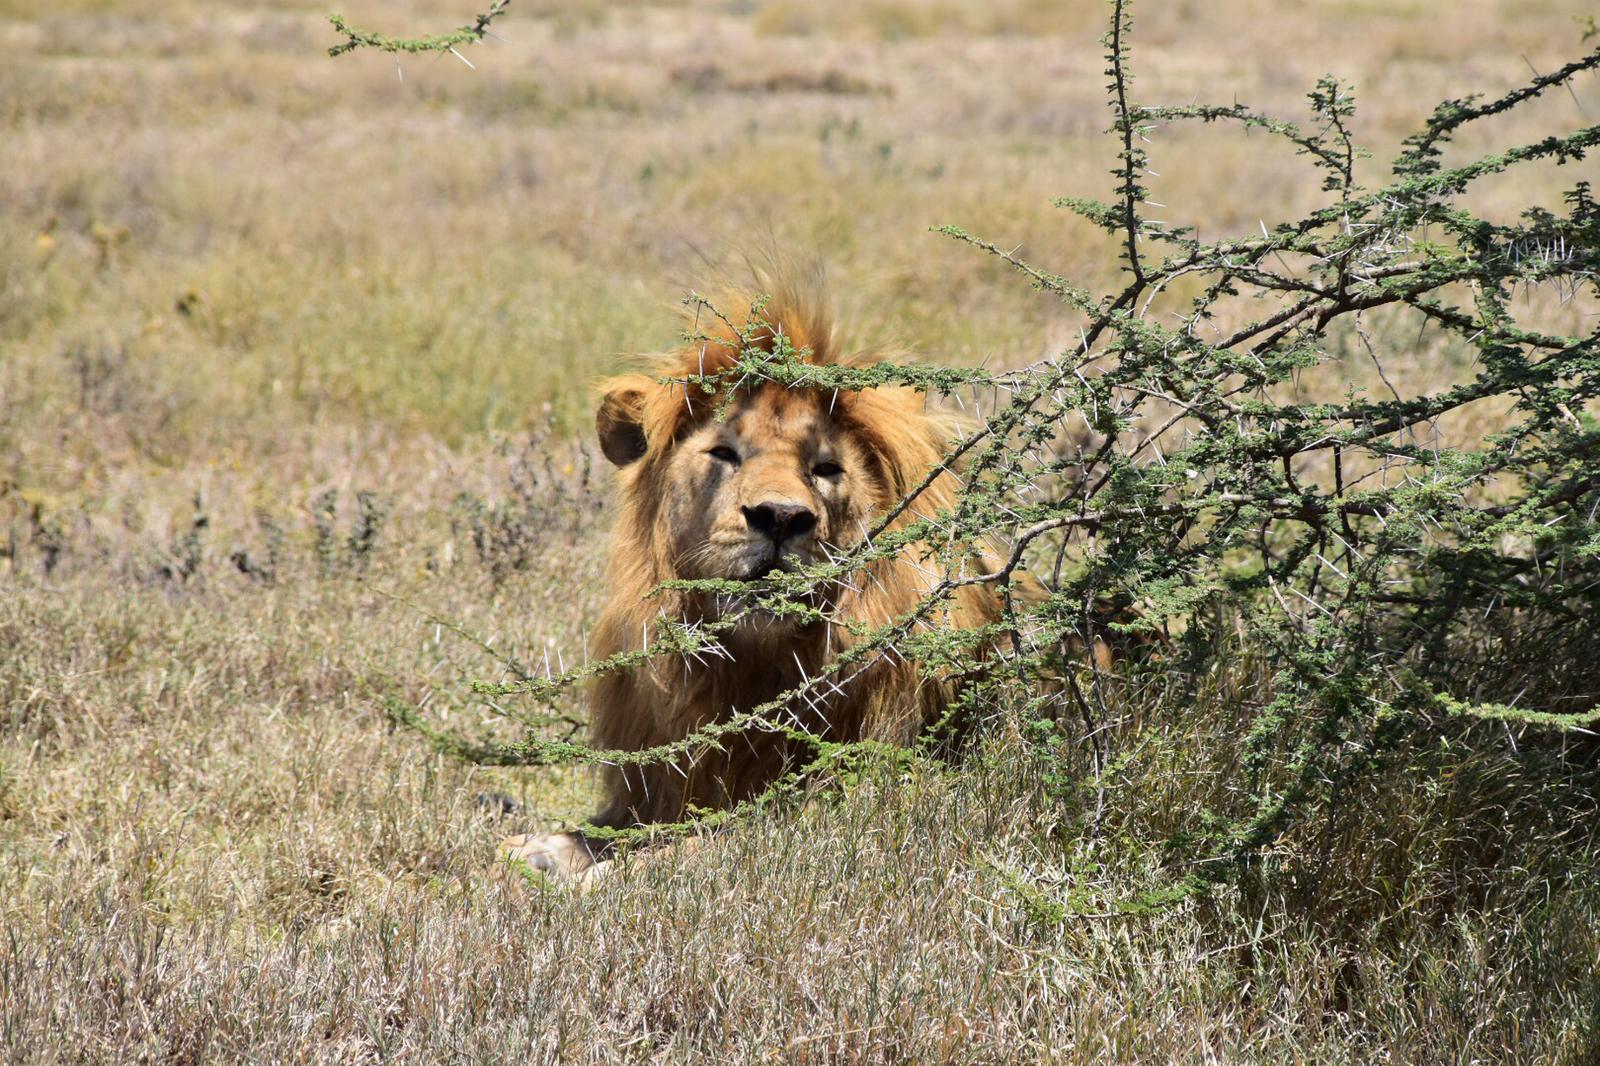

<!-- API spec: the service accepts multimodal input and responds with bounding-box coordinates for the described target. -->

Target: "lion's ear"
[596,380,650,467]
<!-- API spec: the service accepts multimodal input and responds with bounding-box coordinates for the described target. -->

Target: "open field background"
[3,0,1599,1060]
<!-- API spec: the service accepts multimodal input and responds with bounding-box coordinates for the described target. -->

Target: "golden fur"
[503,273,1001,878]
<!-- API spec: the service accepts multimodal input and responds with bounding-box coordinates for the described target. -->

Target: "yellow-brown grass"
[3,1,1598,1060]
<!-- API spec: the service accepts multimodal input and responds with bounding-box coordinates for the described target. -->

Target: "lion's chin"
[700,589,819,641]
[706,593,797,629]
[731,555,797,582]
[731,608,804,637]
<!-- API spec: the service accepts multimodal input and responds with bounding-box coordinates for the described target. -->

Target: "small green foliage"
[326,1,510,60]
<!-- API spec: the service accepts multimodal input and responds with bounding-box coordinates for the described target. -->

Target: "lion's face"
[659,388,882,583]
[599,382,887,599]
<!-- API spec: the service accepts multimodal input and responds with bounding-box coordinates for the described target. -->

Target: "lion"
[502,271,1004,881]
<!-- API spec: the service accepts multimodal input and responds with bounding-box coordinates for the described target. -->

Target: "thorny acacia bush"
[394,2,1600,911]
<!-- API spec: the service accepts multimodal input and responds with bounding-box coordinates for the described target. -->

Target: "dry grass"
[3,0,1599,1060]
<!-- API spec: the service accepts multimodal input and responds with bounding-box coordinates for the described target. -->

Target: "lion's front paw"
[500,831,609,884]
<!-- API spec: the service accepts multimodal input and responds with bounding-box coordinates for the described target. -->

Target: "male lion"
[503,273,1002,880]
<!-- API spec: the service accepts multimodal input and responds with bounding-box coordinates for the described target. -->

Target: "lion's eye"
[708,445,741,465]
[812,459,844,478]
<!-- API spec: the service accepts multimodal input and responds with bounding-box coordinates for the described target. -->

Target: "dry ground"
[3,0,1599,1061]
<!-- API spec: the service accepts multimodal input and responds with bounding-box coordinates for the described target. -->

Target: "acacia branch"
[327,1,510,60]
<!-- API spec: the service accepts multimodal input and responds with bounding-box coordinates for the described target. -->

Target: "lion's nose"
[742,501,817,542]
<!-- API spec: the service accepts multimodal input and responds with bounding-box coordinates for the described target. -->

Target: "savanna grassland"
[3,0,1599,1061]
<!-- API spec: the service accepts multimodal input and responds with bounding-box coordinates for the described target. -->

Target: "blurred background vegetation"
[3,1,1597,1059]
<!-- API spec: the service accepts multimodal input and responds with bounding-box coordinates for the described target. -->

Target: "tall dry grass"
[3,1,1598,1060]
